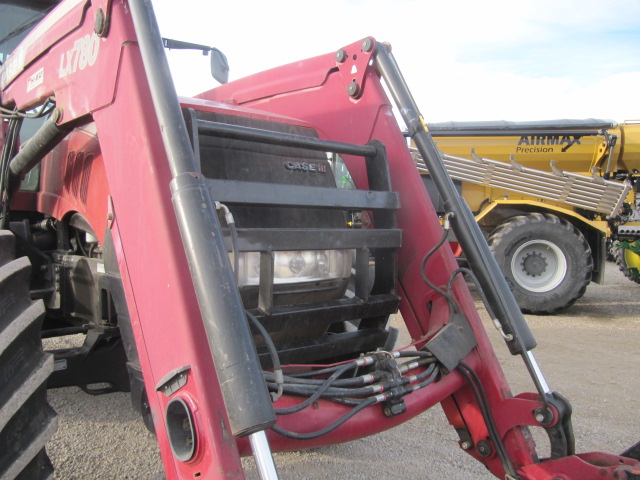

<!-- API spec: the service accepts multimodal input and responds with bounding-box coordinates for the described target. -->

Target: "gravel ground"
[46,263,640,479]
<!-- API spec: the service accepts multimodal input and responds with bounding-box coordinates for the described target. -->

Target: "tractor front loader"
[0,1,638,479]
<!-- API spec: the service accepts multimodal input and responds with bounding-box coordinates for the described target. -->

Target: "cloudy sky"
[155,0,640,123]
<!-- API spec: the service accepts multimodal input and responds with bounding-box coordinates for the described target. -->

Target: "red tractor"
[0,1,638,478]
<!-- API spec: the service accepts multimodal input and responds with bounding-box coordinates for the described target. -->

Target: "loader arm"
[204,38,640,479]
[2,0,254,477]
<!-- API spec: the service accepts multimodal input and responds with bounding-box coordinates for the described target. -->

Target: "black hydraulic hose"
[230,221,240,284]
[269,383,381,399]
[265,371,382,388]
[0,98,55,119]
[457,361,518,479]
[8,109,70,192]
[268,356,435,393]
[419,223,450,297]
[413,365,440,389]
[284,361,360,378]
[268,361,437,400]
[413,362,437,382]
[215,201,239,285]
[271,396,377,440]
[374,42,536,356]
[316,396,363,407]
[269,363,441,440]
[274,363,355,415]
[398,358,436,376]
[246,310,283,401]
[396,351,434,358]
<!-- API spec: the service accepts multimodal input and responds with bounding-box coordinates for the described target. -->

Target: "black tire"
[0,231,57,480]
[487,213,593,314]
[614,242,640,285]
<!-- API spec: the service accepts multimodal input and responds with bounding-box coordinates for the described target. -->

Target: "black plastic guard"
[425,314,477,371]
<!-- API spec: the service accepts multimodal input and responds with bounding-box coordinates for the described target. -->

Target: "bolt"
[476,440,491,457]
[94,8,109,37]
[335,49,347,63]
[347,80,359,98]
[361,37,374,52]
[460,441,472,450]
[535,407,554,425]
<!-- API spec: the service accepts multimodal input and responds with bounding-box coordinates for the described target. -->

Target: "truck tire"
[0,231,57,480]
[487,213,593,314]
[614,243,640,284]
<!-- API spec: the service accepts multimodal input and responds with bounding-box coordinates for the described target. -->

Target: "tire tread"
[487,213,592,314]
[0,231,56,480]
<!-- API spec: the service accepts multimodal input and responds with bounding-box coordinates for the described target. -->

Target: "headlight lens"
[236,249,353,287]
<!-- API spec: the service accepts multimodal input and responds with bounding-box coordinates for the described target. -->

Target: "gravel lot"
[47,263,640,479]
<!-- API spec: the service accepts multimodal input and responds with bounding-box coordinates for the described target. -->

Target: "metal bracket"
[492,391,575,460]
[156,365,191,397]
[550,160,564,177]
[335,37,377,99]
[509,154,524,172]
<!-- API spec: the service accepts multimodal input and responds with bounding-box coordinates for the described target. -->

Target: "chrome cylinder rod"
[249,430,279,480]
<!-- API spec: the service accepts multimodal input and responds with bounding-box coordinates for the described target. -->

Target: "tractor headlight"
[236,249,353,287]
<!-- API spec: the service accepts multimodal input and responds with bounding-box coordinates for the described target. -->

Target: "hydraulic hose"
[8,109,70,192]
[274,362,355,415]
[271,397,377,440]
[247,310,283,401]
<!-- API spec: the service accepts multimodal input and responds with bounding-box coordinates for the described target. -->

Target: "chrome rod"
[249,430,279,480]
[525,350,551,394]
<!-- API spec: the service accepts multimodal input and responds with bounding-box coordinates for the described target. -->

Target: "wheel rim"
[510,240,567,292]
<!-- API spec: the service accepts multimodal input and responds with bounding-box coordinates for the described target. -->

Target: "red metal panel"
[37,123,109,231]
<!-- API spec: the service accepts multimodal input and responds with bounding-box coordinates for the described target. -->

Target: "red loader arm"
[204,38,640,480]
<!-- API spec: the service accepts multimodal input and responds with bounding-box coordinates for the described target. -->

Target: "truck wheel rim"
[511,240,567,292]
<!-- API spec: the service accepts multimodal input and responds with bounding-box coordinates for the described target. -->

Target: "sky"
[154,0,640,124]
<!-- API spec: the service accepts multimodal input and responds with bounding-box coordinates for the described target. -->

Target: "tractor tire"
[488,213,593,314]
[614,243,640,285]
[0,231,57,480]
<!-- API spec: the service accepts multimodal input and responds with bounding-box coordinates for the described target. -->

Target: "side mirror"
[210,48,229,84]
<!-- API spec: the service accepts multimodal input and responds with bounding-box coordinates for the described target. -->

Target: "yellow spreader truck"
[412,119,640,314]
